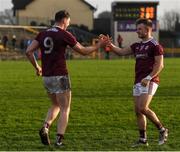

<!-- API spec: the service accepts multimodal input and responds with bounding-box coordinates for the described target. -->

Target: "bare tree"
[0,9,15,25]
[162,10,180,31]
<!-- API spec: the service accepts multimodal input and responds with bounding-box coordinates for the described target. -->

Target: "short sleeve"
[64,31,77,47]
[35,32,42,42]
[154,44,164,56]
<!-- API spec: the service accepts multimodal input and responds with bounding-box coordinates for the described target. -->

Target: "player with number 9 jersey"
[26,10,108,146]
[35,27,77,76]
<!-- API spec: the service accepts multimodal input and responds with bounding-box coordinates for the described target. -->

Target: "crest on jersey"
[139,45,144,51]
[145,45,149,50]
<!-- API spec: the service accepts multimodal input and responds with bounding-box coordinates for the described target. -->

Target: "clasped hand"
[98,34,112,48]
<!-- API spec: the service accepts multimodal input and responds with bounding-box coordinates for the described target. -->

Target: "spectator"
[2,35,8,50]
[117,34,123,48]
[20,38,26,53]
[12,35,17,50]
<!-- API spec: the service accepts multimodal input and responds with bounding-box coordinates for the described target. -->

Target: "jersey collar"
[141,37,153,43]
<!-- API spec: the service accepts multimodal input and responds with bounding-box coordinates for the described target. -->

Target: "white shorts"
[133,82,158,96]
[43,75,71,94]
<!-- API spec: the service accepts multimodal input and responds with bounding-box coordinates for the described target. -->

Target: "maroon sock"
[139,130,147,139]
[57,134,64,139]
[156,123,163,130]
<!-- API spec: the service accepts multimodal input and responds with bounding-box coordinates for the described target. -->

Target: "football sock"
[57,134,64,138]
[139,130,147,140]
[56,134,64,142]
[159,127,165,132]
[155,122,164,130]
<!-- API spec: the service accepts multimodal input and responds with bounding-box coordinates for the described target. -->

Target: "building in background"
[12,0,95,30]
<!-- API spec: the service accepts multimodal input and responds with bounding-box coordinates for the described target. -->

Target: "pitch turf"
[0,58,180,150]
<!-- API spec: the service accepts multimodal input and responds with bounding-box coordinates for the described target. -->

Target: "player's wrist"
[145,75,152,81]
[35,65,40,70]
[96,42,101,48]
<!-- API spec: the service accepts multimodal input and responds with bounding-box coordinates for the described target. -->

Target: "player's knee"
[135,107,148,115]
[139,107,148,114]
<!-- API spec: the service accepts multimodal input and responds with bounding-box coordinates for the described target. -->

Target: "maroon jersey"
[35,27,77,76]
[130,38,164,84]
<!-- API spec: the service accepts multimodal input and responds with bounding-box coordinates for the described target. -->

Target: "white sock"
[159,127,165,132]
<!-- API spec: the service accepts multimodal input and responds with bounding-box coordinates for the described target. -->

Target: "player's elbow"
[113,48,123,56]
[25,50,32,57]
[157,63,164,72]
[118,51,124,56]
[25,50,29,57]
[73,45,88,56]
[114,50,122,56]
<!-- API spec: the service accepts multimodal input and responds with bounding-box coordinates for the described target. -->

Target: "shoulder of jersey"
[150,38,159,46]
[46,27,59,32]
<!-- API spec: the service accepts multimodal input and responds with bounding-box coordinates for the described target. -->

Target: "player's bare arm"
[141,55,164,87]
[26,40,42,76]
[110,44,133,56]
[72,38,107,55]
[99,34,133,56]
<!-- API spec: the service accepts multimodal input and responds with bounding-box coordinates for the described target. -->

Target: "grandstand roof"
[81,0,96,10]
[12,0,34,10]
[12,0,95,10]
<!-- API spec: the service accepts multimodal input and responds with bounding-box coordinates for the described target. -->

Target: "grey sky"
[0,0,180,19]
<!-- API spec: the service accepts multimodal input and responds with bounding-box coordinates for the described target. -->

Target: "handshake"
[96,34,113,50]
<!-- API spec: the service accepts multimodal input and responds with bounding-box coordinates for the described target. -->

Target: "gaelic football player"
[26,10,107,146]
[104,18,168,147]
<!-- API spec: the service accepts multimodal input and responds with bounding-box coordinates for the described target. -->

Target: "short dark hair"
[135,18,153,28]
[55,10,70,22]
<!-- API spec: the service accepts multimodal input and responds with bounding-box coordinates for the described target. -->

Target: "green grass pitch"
[0,58,180,150]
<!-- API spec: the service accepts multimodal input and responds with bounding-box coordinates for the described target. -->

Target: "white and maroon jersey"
[35,27,77,76]
[130,38,164,84]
